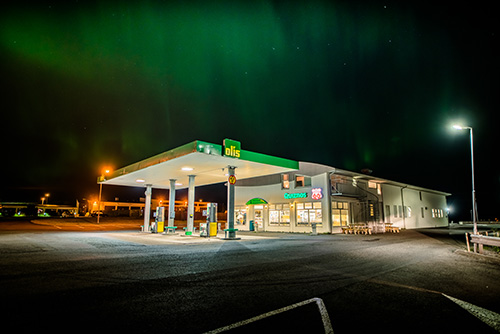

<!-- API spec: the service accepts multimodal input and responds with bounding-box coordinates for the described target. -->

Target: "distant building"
[0,202,79,218]
[88,199,211,219]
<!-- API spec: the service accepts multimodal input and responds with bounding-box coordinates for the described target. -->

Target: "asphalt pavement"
[1,219,499,333]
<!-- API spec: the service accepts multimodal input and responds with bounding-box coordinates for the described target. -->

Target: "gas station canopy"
[100,140,299,189]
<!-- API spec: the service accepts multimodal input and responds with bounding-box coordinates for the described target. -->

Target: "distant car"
[61,211,74,218]
[91,211,108,217]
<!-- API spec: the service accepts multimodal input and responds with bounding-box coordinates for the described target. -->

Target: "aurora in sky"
[0,1,497,220]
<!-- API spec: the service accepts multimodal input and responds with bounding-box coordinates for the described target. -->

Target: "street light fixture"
[452,124,477,237]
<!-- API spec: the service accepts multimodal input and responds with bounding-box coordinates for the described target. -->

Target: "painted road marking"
[369,279,500,332]
[443,294,500,332]
[205,297,333,334]
[369,278,500,332]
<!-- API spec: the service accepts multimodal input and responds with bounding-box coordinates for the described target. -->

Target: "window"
[296,176,305,187]
[281,174,290,189]
[368,181,377,189]
[421,207,425,218]
[295,175,311,188]
[432,209,444,218]
[332,201,348,209]
[332,201,349,226]
[235,207,247,226]
[296,202,322,226]
[269,204,290,226]
[394,205,398,217]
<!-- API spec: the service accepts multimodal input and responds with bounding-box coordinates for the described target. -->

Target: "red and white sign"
[311,188,323,200]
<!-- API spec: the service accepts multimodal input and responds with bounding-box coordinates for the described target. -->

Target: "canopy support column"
[168,179,176,228]
[225,166,240,240]
[143,184,152,232]
[187,175,196,233]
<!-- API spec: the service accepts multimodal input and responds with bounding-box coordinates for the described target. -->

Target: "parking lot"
[1,219,499,333]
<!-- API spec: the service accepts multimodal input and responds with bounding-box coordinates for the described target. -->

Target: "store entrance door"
[254,207,263,230]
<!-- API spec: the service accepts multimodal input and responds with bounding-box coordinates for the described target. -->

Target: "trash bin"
[311,223,317,236]
[249,220,254,231]
[209,222,218,237]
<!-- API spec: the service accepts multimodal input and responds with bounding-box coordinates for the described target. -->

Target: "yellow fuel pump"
[200,203,218,237]
[154,207,165,233]
[207,203,218,237]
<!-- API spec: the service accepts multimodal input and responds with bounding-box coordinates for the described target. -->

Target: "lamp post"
[453,125,477,236]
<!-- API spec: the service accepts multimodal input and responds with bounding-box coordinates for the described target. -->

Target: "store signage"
[223,139,241,158]
[311,188,323,200]
[284,192,308,199]
[284,188,323,200]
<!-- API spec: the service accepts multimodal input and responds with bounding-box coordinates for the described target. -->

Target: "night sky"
[1,1,498,221]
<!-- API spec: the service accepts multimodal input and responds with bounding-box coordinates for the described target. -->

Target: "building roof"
[331,167,451,196]
[100,139,450,197]
[235,161,451,196]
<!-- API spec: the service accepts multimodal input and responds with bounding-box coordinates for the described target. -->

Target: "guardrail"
[467,234,500,254]
[457,221,499,224]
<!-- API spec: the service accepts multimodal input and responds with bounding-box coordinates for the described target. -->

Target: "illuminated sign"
[311,188,323,200]
[223,139,241,158]
[284,192,308,199]
[284,188,323,200]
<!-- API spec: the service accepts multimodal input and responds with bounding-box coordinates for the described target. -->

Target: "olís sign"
[223,139,241,158]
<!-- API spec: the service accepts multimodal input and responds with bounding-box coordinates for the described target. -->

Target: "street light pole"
[97,169,110,224]
[468,127,477,236]
[453,125,477,236]
[97,182,103,224]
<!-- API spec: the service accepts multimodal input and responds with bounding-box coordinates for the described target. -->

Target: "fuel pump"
[207,203,218,237]
[200,203,218,237]
[153,207,165,233]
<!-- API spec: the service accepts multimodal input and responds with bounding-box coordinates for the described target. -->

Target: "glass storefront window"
[332,209,341,226]
[296,202,322,226]
[332,201,349,226]
[235,206,247,226]
[280,206,290,223]
[270,203,290,225]
[297,209,309,224]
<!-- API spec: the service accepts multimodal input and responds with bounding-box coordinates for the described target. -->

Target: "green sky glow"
[1,1,497,218]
